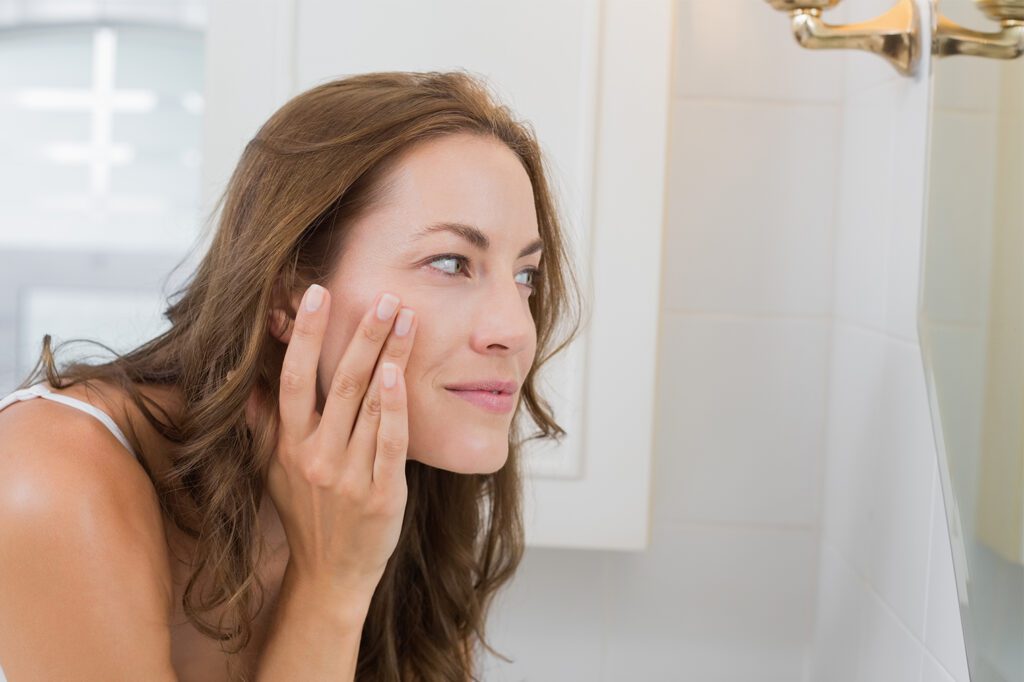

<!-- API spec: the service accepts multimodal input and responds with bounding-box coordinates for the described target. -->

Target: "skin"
[271,131,542,475]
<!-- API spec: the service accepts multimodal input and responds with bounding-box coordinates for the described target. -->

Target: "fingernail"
[382,362,397,388]
[394,308,414,337]
[376,293,399,320]
[304,284,324,312]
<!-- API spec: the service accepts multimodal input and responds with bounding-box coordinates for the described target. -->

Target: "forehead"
[352,132,540,247]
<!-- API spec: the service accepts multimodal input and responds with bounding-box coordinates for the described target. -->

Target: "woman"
[0,70,584,681]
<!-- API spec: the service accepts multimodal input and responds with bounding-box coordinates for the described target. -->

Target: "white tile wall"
[832,84,895,331]
[481,0,970,680]
[602,523,818,681]
[809,1,972,680]
[674,1,846,103]
[663,100,838,316]
[481,547,607,681]
[819,326,937,638]
[652,314,828,527]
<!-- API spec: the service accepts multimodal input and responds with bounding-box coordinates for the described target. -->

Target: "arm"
[253,563,374,681]
[0,427,178,681]
[254,567,475,681]
[254,573,476,681]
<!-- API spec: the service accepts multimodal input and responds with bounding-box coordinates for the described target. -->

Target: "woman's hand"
[265,284,417,603]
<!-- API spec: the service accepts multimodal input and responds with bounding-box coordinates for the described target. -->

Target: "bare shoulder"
[0,381,159,529]
[0,388,177,680]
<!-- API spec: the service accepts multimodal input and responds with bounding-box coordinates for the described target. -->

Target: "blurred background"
[0,1,204,387]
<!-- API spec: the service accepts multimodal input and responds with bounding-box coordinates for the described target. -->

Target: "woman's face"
[283,132,540,474]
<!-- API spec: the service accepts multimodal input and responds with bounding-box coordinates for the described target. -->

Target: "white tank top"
[0,381,139,461]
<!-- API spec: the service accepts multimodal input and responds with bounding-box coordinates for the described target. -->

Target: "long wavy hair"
[17,70,585,680]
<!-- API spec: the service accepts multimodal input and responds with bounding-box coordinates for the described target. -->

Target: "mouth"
[443,380,518,394]
[444,387,516,414]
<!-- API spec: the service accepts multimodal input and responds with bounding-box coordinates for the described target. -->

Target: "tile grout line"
[823,536,935,655]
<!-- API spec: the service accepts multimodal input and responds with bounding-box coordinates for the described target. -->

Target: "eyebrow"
[412,221,543,258]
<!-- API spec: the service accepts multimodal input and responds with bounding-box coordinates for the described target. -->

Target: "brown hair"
[18,70,585,681]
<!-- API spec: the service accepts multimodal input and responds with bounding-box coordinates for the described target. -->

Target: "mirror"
[921,0,1024,679]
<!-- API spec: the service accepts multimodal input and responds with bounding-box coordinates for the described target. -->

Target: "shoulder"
[0,382,153,507]
[0,389,177,678]
[0,386,171,595]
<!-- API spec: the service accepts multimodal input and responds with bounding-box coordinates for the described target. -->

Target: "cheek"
[314,308,367,389]
[402,335,432,400]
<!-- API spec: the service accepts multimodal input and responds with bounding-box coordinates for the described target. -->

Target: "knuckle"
[336,475,367,502]
[381,341,405,360]
[331,370,362,400]
[361,322,385,344]
[361,391,382,419]
[300,457,336,487]
[277,445,299,468]
[378,434,407,457]
[276,438,299,458]
[279,365,305,394]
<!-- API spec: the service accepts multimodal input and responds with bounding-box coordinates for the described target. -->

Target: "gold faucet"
[933,0,1024,60]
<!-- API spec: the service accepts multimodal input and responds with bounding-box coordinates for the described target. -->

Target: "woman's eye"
[515,268,540,288]
[426,254,541,292]
[427,254,467,277]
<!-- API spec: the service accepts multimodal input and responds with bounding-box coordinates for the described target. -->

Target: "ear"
[267,288,306,345]
[267,307,294,344]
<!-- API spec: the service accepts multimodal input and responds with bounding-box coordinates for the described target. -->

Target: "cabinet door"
[202,0,672,551]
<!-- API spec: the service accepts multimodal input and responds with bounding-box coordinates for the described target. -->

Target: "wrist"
[279,561,377,628]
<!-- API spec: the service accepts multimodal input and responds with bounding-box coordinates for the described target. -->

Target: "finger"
[347,307,416,475]
[373,361,409,489]
[278,284,329,445]
[317,291,401,448]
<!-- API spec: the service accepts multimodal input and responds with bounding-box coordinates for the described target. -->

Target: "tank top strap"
[0,382,139,461]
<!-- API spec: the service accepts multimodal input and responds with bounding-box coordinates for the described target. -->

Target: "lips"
[443,379,518,395]
[445,387,516,414]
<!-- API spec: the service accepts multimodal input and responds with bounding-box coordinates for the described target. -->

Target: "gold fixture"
[933,0,1024,60]
[763,0,921,76]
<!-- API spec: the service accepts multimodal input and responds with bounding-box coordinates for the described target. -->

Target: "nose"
[468,273,535,355]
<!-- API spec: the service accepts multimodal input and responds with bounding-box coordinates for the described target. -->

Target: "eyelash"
[426,253,543,291]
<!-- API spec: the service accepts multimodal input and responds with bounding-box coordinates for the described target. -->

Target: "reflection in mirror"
[922,1,1024,679]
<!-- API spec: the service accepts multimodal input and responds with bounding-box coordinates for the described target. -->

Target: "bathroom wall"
[479,0,970,680]
[806,0,972,679]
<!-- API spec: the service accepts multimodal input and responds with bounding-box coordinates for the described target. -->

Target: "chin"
[407,441,510,474]
[405,399,514,473]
